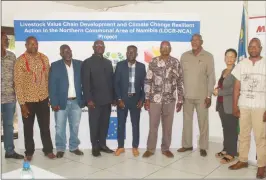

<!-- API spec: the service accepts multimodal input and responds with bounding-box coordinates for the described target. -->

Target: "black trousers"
[22,98,53,156]
[88,104,111,149]
[217,102,238,156]
[117,96,140,148]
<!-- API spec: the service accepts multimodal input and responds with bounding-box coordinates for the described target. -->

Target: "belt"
[67,97,76,100]
[128,93,136,97]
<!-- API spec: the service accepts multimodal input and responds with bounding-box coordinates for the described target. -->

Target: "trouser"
[88,103,111,149]
[238,108,266,167]
[147,102,175,153]
[182,98,209,150]
[54,99,82,152]
[117,96,141,148]
[217,102,238,156]
[22,98,53,156]
[1,103,16,155]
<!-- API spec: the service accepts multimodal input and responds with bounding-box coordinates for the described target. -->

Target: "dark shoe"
[70,149,84,156]
[142,151,154,158]
[56,152,64,158]
[200,149,207,157]
[100,146,114,153]
[229,161,248,170]
[45,152,56,159]
[177,147,193,152]
[256,166,266,179]
[162,150,174,158]
[92,149,101,157]
[5,152,24,159]
[26,155,33,161]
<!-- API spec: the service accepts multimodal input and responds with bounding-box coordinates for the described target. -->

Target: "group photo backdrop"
[14,12,201,150]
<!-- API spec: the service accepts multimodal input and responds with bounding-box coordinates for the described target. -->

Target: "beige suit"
[180,49,216,150]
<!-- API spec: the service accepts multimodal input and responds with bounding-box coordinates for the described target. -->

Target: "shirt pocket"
[198,60,207,74]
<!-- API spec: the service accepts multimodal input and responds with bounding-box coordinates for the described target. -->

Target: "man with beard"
[81,40,115,157]
[49,44,84,158]
[14,36,55,161]
[229,38,266,179]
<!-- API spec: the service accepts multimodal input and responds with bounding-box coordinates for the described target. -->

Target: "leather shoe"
[92,149,101,157]
[45,152,56,159]
[100,146,114,153]
[200,149,207,157]
[70,149,84,156]
[56,152,64,158]
[5,152,24,159]
[142,151,154,158]
[177,147,193,152]
[256,166,266,179]
[162,150,174,158]
[228,161,248,170]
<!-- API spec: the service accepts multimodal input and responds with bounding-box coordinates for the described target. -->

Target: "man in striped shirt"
[229,38,266,179]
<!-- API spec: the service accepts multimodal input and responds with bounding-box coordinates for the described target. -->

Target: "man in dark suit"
[81,40,115,157]
[114,45,146,157]
[49,44,84,158]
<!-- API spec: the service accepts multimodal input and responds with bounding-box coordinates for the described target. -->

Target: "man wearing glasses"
[143,41,184,158]
[178,34,216,157]
[81,40,115,157]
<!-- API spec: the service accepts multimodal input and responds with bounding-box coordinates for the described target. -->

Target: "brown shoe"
[228,161,248,170]
[177,147,193,152]
[114,148,125,156]
[200,149,207,157]
[256,166,266,179]
[45,153,56,159]
[70,149,84,156]
[132,148,139,157]
[142,151,154,158]
[26,155,32,161]
[162,150,174,158]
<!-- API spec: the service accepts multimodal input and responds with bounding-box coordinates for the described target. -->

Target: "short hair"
[191,34,202,41]
[225,48,237,58]
[127,45,137,51]
[60,44,70,51]
[25,36,37,43]
[249,38,261,47]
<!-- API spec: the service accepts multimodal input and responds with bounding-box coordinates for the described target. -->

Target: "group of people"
[1,31,266,178]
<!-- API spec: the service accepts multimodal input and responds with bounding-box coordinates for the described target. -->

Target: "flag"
[107,117,126,140]
[237,5,248,63]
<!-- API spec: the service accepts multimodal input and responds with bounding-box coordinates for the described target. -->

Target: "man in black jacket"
[81,40,115,157]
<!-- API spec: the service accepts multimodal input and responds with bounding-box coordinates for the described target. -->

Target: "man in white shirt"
[229,38,266,179]
[49,45,85,158]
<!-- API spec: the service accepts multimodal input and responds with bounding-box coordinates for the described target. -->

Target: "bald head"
[1,32,9,50]
[248,37,262,58]
[93,40,105,55]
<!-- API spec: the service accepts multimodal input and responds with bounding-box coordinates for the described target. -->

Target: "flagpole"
[244,1,248,53]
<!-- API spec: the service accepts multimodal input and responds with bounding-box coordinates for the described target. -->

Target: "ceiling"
[55,1,140,10]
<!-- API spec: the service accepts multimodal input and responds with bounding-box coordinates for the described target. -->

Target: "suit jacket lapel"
[124,60,129,86]
[61,60,68,79]
[135,62,140,88]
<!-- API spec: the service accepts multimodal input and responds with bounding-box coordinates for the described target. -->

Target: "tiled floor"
[1,141,259,179]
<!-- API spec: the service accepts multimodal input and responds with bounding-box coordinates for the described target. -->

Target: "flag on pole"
[237,3,248,63]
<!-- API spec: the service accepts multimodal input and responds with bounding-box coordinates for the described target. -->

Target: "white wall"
[101,1,266,142]
[1,1,96,27]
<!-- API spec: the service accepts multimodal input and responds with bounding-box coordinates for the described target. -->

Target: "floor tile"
[106,159,162,178]
[48,161,100,178]
[205,164,257,179]
[1,161,21,173]
[144,167,204,179]
[29,153,71,169]
[167,155,221,176]
[86,170,129,179]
